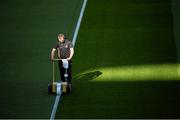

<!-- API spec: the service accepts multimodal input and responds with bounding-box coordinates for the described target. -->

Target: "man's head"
[58,34,65,42]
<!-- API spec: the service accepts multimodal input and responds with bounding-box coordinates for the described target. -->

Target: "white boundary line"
[50,95,61,120]
[50,0,88,120]
[72,0,88,46]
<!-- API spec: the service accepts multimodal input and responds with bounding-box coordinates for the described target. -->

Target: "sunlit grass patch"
[77,63,180,82]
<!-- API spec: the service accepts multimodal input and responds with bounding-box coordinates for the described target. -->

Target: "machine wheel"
[67,84,72,94]
[48,84,52,94]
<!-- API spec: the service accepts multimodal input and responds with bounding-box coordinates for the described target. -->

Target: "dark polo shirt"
[54,39,73,59]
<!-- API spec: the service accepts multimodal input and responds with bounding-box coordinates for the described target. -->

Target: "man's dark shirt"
[54,39,73,59]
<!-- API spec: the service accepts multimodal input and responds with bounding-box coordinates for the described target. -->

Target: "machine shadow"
[73,71,103,81]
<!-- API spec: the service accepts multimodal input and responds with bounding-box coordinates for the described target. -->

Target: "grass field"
[0,0,83,118]
[0,0,180,119]
[56,0,180,119]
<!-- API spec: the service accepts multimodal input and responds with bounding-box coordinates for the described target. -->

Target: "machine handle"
[52,59,62,61]
[52,61,55,82]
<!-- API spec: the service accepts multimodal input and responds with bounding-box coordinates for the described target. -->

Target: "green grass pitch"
[0,0,179,119]
[56,0,180,119]
[0,0,83,118]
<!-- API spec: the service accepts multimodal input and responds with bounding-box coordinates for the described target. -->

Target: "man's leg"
[67,61,72,84]
[67,61,72,93]
[58,60,65,82]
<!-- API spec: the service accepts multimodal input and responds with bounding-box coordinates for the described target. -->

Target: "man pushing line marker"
[50,33,74,93]
[49,0,88,119]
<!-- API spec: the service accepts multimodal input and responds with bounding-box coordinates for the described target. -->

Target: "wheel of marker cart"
[48,84,52,94]
[67,84,72,94]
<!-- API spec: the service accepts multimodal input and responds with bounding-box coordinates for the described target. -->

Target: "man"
[51,34,74,86]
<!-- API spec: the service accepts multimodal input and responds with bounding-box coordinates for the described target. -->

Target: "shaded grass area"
[59,80,180,118]
[0,0,83,118]
[74,0,177,71]
[56,0,180,119]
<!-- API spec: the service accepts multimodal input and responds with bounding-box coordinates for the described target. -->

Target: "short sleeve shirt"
[54,39,73,59]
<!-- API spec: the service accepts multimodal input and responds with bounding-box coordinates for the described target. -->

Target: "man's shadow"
[73,71,103,81]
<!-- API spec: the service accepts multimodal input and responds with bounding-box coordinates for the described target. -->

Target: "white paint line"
[50,0,88,119]
[72,0,88,46]
[50,95,61,120]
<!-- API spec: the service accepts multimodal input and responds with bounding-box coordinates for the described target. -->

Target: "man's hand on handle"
[66,57,71,61]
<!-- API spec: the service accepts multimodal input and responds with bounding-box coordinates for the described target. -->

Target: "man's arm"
[67,48,74,61]
[50,48,56,60]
